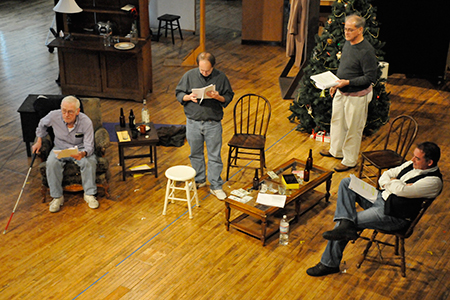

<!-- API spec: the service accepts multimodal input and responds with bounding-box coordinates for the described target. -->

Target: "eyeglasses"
[61,109,76,115]
[344,27,357,33]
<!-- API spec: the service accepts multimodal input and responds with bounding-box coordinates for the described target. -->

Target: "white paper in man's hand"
[53,147,79,159]
[348,174,378,203]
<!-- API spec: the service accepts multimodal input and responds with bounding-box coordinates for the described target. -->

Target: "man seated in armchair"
[32,96,99,212]
[306,141,443,276]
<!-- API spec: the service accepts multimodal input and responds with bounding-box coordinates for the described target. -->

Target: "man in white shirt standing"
[307,141,443,276]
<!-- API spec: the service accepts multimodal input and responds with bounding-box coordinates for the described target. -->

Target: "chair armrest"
[94,127,110,157]
[37,135,53,161]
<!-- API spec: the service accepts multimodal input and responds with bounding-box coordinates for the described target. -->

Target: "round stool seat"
[165,165,196,182]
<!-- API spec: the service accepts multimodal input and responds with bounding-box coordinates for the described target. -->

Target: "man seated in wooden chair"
[307,141,443,276]
[32,96,98,213]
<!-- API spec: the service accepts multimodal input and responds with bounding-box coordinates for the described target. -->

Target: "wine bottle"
[303,166,310,182]
[253,168,259,190]
[119,108,126,127]
[129,109,135,128]
[306,149,313,170]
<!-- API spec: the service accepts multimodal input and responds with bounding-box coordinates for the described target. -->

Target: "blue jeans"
[320,177,410,268]
[46,150,98,198]
[186,118,224,190]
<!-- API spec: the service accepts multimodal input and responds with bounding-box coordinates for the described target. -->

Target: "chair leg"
[399,237,406,277]
[41,185,48,203]
[169,21,175,44]
[162,178,172,215]
[358,157,365,178]
[226,146,233,181]
[157,20,162,42]
[260,149,265,178]
[184,180,193,219]
[176,19,183,40]
[357,230,378,268]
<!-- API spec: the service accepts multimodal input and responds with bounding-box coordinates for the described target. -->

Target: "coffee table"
[115,123,159,180]
[224,158,333,245]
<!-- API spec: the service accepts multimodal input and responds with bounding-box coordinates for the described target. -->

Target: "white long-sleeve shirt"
[379,161,442,201]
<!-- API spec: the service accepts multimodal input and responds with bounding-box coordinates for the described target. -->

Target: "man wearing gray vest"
[307,141,443,276]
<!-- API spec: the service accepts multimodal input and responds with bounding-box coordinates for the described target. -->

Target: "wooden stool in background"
[157,14,183,44]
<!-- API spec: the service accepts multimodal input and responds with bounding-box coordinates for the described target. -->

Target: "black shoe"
[306,262,340,277]
[322,220,359,241]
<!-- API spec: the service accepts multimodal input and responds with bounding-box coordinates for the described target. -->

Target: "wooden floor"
[1,0,449,299]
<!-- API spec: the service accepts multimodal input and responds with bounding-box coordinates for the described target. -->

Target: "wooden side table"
[115,123,159,180]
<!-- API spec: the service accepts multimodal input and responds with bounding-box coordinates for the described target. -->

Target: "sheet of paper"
[53,147,79,159]
[310,71,340,90]
[256,193,287,208]
[348,174,378,203]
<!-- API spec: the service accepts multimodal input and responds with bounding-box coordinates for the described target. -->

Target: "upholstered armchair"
[33,95,111,202]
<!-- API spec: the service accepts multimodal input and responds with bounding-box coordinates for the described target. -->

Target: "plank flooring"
[1,0,449,299]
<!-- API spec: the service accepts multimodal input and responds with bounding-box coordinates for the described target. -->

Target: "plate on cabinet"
[114,42,135,50]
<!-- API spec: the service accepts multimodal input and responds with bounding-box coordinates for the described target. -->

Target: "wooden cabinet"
[242,0,284,43]
[49,0,152,101]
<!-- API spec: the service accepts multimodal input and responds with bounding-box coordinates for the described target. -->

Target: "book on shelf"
[191,84,216,104]
[310,71,340,90]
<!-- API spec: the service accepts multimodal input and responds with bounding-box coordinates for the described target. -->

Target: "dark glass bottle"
[306,149,313,170]
[303,166,310,182]
[129,109,135,128]
[119,108,126,127]
[253,168,259,190]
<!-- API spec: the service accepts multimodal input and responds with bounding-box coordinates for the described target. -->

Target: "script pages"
[191,84,216,104]
[311,71,340,90]
[348,174,378,203]
[53,147,79,159]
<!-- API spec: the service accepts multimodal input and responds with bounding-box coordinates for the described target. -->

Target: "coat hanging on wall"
[286,0,309,67]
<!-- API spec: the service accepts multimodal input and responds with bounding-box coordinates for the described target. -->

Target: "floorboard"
[0,0,449,299]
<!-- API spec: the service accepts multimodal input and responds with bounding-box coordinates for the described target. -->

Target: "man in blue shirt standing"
[32,96,98,212]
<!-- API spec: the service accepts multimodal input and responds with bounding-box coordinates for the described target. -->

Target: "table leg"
[225,203,231,231]
[25,142,31,157]
[325,178,332,202]
[149,145,153,163]
[261,219,267,246]
[118,145,126,181]
[153,145,158,178]
[294,199,301,223]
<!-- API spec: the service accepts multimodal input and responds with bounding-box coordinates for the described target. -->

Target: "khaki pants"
[329,89,372,167]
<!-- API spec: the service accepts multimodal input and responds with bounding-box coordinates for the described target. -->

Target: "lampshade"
[53,0,83,13]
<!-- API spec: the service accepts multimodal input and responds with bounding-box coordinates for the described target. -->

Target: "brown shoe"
[334,163,355,172]
[320,149,334,157]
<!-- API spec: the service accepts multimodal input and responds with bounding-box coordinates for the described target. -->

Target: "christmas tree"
[288,0,390,136]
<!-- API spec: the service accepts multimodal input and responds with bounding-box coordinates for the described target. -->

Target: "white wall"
[149,0,196,32]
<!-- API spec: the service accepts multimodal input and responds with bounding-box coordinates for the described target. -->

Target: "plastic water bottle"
[141,99,150,124]
[279,215,289,245]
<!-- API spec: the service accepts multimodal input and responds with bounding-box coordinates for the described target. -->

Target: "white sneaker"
[210,189,227,200]
[49,196,64,213]
[188,181,207,189]
[84,194,99,209]
[196,181,207,188]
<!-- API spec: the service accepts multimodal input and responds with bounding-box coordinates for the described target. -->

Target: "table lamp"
[53,0,83,40]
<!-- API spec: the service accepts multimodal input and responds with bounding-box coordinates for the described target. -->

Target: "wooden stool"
[163,165,199,219]
[157,14,183,44]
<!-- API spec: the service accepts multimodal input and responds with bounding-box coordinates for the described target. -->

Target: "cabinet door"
[101,52,141,100]
[59,49,102,94]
